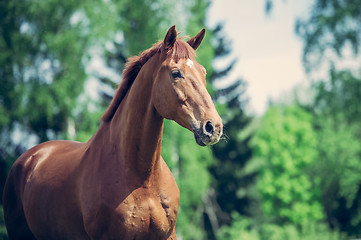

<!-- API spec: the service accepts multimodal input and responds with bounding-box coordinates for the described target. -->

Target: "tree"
[199,22,254,240]
[312,67,361,127]
[216,212,342,240]
[252,106,323,225]
[302,68,361,235]
[295,0,361,72]
[295,0,361,235]
[0,0,118,238]
[311,115,361,235]
[0,0,87,203]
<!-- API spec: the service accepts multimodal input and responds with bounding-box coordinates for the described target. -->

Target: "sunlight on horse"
[3,25,223,240]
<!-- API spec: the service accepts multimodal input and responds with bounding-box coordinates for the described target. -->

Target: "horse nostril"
[205,121,214,135]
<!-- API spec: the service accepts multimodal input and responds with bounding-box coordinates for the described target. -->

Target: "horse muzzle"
[193,120,223,146]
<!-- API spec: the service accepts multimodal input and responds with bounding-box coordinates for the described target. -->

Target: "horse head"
[152,26,223,146]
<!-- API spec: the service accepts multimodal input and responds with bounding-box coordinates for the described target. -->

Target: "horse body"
[4,140,88,240]
[3,26,222,239]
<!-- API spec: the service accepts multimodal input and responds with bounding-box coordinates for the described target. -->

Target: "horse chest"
[114,191,178,238]
[85,185,178,239]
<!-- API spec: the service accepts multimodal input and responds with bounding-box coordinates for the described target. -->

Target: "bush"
[217,213,345,240]
[0,207,8,240]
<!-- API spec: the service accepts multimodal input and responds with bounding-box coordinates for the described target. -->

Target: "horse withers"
[3,25,223,240]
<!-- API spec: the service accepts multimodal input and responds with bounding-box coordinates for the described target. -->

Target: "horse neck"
[94,55,164,184]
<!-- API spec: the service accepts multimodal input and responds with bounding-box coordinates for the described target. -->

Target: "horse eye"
[171,70,183,79]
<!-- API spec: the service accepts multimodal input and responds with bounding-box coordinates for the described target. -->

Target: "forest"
[1,0,361,239]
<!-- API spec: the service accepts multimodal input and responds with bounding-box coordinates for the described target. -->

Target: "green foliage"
[217,213,343,240]
[0,208,8,240]
[186,0,214,79]
[252,106,323,225]
[118,0,175,56]
[216,213,259,240]
[294,0,361,236]
[307,95,361,235]
[210,103,254,215]
[0,0,90,140]
[204,21,253,240]
[313,116,361,231]
[313,68,361,126]
[74,106,103,142]
[0,0,116,149]
[295,0,361,71]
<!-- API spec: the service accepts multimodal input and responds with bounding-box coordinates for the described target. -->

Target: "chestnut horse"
[3,26,223,240]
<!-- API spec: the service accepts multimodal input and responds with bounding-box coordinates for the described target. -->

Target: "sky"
[208,0,313,115]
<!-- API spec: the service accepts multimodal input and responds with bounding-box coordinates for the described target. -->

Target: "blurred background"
[1,0,361,239]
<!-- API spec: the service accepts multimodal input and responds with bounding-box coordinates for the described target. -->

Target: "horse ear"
[164,25,177,49]
[187,28,205,50]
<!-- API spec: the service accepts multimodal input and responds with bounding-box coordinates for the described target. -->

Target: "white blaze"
[186,58,194,68]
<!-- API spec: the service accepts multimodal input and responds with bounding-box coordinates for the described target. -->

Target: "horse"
[3,25,223,240]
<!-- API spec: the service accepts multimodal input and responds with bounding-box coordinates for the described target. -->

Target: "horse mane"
[101,37,196,122]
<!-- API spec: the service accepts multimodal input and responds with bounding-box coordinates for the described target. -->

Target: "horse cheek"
[152,84,173,120]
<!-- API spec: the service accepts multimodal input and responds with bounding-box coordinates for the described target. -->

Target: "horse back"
[8,140,85,196]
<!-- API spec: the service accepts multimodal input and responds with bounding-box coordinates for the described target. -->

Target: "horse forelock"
[169,38,196,62]
[101,38,196,122]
